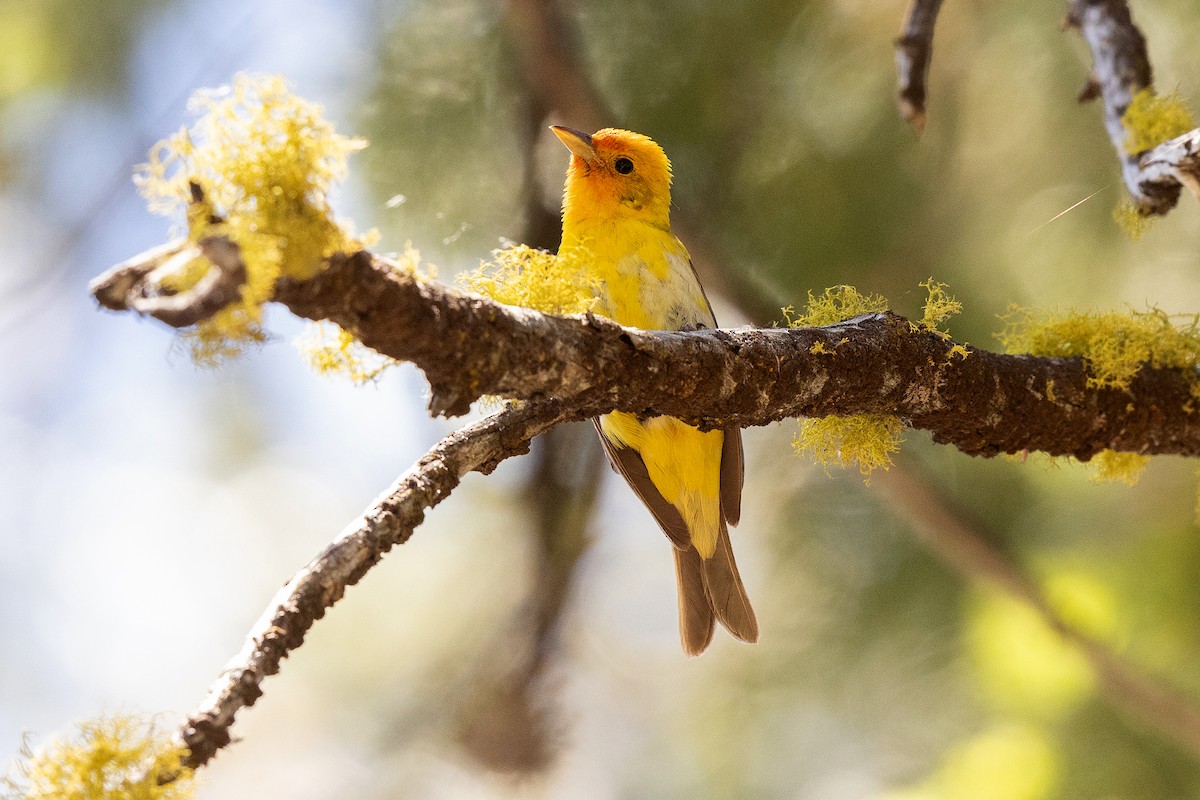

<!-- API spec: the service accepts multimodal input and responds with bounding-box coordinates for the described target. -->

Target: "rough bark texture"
[1065,0,1197,213]
[176,400,569,770]
[268,250,1200,461]
[91,245,1200,462]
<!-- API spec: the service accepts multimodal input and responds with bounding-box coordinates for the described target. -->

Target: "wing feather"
[701,521,759,643]
[592,419,690,549]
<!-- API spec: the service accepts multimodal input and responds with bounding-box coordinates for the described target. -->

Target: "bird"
[550,125,758,656]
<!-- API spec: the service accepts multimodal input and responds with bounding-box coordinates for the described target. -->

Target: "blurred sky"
[5,1,1200,798]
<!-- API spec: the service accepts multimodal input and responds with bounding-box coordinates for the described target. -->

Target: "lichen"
[299,323,393,384]
[1122,87,1195,156]
[793,414,904,478]
[458,242,596,315]
[785,286,902,477]
[782,285,889,328]
[296,244,432,383]
[135,72,374,364]
[998,305,1200,487]
[996,305,1200,392]
[1088,449,1150,486]
[919,278,962,335]
[2,714,195,800]
[1112,197,1153,241]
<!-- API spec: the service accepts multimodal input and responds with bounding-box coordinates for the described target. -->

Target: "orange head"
[551,126,674,231]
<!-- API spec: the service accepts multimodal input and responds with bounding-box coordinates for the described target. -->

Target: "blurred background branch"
[1066,0,1199,214]
[894,0,944,134]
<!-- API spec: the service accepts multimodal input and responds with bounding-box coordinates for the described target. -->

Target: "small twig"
[1139,128,1200,202]
[894,0,945,134]
[874,465,1200,758]
[174,399,570,772]
[1064,0,1194,214]
[89,235,248,328]
[89,237,189,311]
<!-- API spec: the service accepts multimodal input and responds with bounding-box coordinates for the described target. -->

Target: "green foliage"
[886,723,1059,800]
[458,243,597,315]
[968,590,1094,718]
[136,73,373,365]
[1122,88,1195,155]
[3,715,194,800]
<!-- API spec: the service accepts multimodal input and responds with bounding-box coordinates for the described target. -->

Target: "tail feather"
[700,523,759,644]
[674,547,715,656]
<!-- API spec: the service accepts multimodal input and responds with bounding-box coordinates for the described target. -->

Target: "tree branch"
[93,243,1200,461]
[175,399,570,771]
[1065,0,1198,213]
[894,0,945,133]
[89,236,248,328]
[875,465,1200,759]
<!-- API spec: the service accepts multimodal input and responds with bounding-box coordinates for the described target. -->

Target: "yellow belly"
[570,218,724,558]
[599,412,724,558]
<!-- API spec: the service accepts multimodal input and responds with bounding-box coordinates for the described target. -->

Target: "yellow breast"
[561,219,713,331]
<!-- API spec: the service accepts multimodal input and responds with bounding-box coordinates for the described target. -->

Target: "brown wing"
[674,546,716,656]
[700,521,759,643]
[592,419,690,549]
[684,255,745,531]
[720,428,744,526]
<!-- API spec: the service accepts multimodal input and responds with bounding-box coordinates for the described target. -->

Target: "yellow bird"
[551,125,758,655]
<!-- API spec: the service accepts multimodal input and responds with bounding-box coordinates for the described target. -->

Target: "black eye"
[614,157,634,174]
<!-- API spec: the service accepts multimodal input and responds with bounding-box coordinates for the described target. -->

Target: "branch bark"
[93,244,1200,462]
[876,465,1200,759]
[894,0,945,133]
[176,399,570,770]
[1065,0,1199,213]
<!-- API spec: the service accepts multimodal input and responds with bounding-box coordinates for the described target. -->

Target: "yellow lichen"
[135,72,374,364]
[786,286,902,477]
[998,305,1200,486]
[1112,197,1153,240]
[458,242,596,315]
[2,714,195,800]
[783,285,889,328]
[919,278,963,337]
[996,304,1200,392]
[1088,449,1150,486]
[809,341,834,355]
[296,244,431,383]
[299,323,393,384]
[793,414,904,478]
[1122,88,1195,155]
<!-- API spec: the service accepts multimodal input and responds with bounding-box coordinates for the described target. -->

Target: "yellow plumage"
[552,126,757,655]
